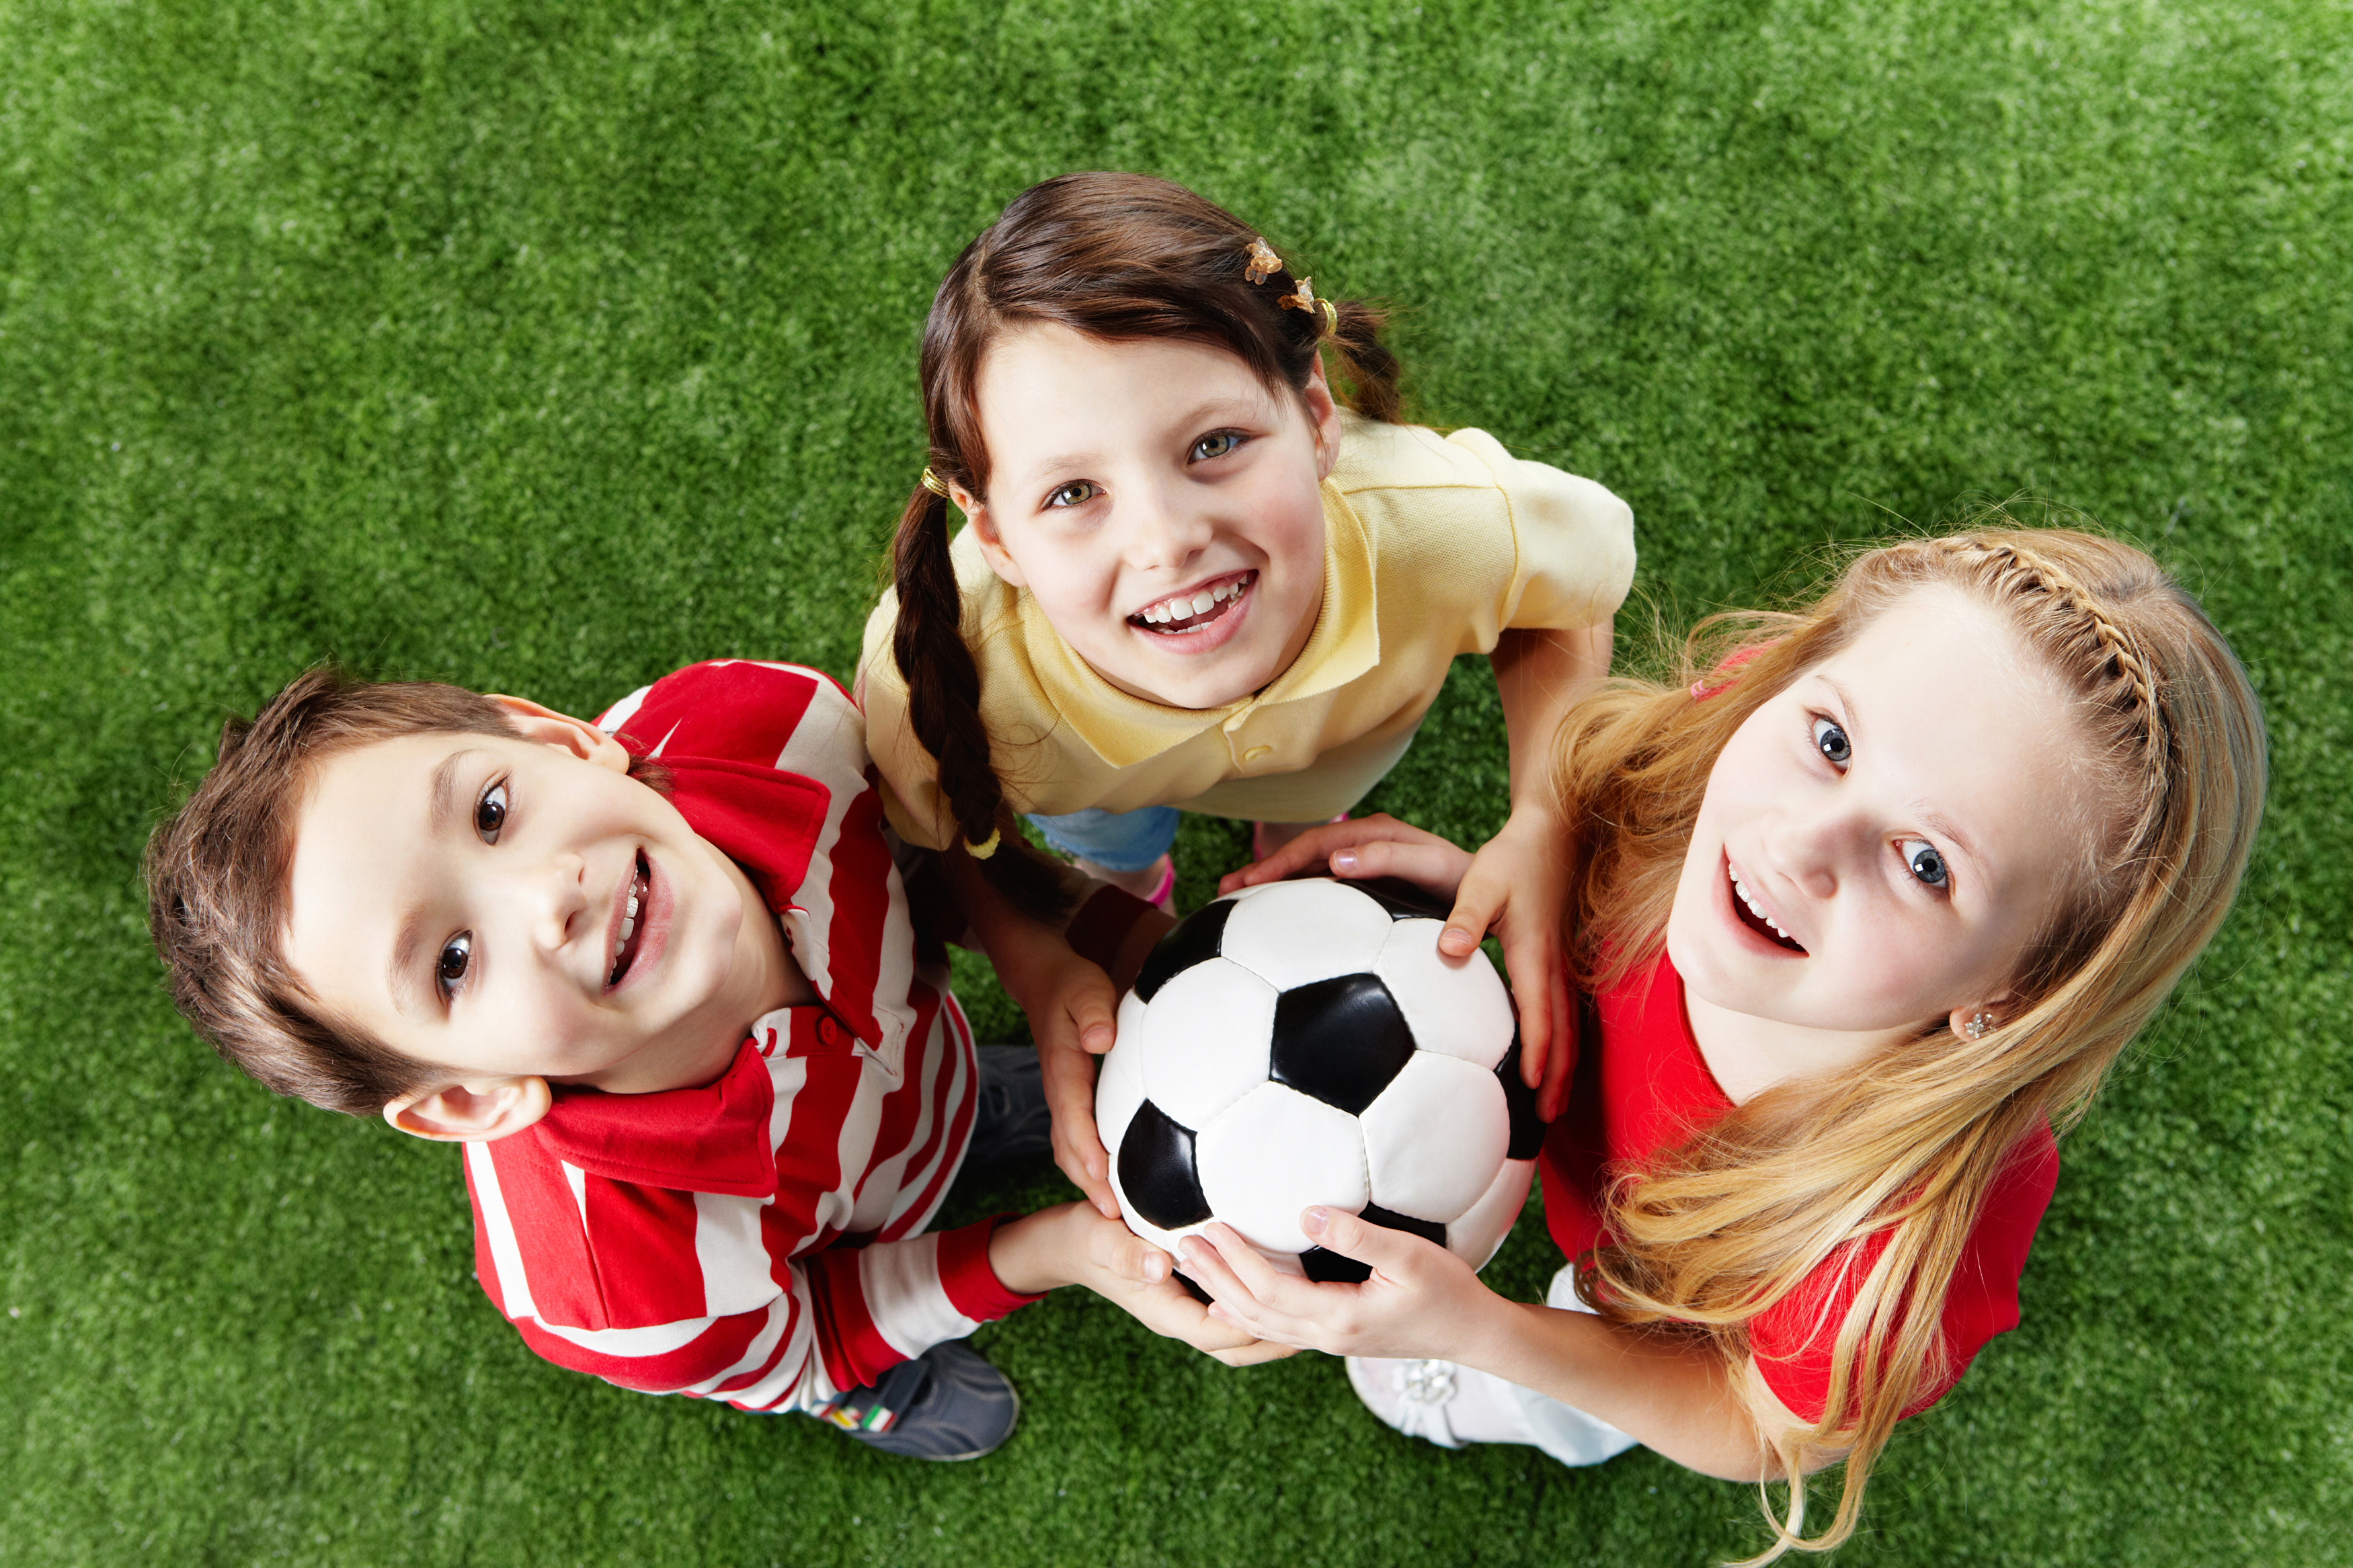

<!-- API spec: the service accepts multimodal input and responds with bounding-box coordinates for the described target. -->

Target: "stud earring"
[1964,1012,1997,1040]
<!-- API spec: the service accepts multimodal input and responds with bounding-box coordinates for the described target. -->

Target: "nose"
[1121,481,1215,574]
[520,851,590,956]
[1766,793,1873,900]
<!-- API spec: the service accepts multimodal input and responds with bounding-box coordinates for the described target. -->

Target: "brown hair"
[144,666,664,1115]
[1552,524,2267,1558]
[889,171,1405,915]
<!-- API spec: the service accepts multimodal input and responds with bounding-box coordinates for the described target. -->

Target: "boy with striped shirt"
[146,658,1259,1457]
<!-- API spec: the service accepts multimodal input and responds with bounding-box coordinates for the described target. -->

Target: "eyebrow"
[383,749,484,1020]
[1821,677,1984,872]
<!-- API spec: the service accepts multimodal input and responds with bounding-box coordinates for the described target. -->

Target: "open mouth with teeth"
[1729,866,1806,954]
[608,851,651,987]
[1129,570,1254,634]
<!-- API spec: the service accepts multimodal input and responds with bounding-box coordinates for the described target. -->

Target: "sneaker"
[1345,1356,1538,1450]
[817,1339,1021,1460]
[964,1045,1053,1175]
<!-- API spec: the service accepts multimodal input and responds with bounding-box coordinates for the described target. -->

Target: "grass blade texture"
[2,1,2346,1563]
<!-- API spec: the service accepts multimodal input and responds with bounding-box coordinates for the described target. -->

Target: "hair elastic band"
[920,467,950,498]
[965,826,1002,860]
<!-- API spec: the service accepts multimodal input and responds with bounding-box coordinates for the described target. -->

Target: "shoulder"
[599,660,862,771]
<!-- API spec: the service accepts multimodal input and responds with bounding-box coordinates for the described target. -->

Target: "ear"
[1302,352,1343,481]
[383,1074,553,1143]
[485,694,633,774]
[963,492,1030,589]
[1948,995,2022,1041]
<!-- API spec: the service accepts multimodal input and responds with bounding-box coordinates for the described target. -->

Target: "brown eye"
[436,933,473,997]
[475,781,508,841]
[1045,481,1099,509]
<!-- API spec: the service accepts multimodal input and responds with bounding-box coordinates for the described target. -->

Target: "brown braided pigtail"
[1322,297,1404,423]
[888,481,1074,922]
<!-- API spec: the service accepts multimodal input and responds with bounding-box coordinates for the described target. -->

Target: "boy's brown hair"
[148,667,585,1114]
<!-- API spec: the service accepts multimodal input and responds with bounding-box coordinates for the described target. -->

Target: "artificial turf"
[3,0,2348,1562]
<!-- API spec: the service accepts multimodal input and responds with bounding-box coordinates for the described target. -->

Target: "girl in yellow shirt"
[856,172,1634,1217]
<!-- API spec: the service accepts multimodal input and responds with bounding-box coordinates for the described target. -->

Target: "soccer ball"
[1096,877,1544,1283]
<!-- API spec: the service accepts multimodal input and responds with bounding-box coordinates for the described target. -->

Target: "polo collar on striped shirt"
[1012,477,1381,771]
[536,1038,777,1198]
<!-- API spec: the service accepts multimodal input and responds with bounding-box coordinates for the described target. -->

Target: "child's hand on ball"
[1217,812,1475,901]
[1178,1210,1497,1363]
[1053,1206,1300,1366]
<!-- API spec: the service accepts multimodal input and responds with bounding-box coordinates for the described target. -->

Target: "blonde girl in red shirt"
[1198,526,2266,1559]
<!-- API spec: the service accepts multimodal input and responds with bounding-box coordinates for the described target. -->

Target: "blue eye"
[1190,430,1244,462]
[1901,839,1948,888]
[1045,481,1099,509]
[1810,716,1851,766]
[436,932,474,999]
[475,780,508,842]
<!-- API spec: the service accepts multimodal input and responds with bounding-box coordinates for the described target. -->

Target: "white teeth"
[1138,574,1252,626]
[1730,870,1794,941]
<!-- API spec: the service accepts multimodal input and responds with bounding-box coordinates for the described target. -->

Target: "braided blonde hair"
[1550,522,2267,1561]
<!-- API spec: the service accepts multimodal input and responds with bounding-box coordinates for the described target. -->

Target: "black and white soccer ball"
[1096,877,1544,1283]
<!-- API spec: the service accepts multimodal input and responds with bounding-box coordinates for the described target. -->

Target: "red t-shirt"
[1540,952,2059,1423]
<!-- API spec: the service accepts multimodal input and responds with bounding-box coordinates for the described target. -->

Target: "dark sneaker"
[963,1045,1053,1176]
[816,1339,1020,1460]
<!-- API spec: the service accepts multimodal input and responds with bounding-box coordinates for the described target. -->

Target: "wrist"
[984,1203,1082,1296]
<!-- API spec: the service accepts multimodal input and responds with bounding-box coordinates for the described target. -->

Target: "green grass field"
[4,0,2348,1562]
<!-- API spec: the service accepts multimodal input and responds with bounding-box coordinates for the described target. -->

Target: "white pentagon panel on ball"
[1093,1024,1148,1158]
[1195,1083,1369,1255]
[1359,1053,1511,1222]
[1218,878,1396,991]
[1374,918,1515,1070]
[1134,956,1279,1130]
[1445,1158,1536,1270]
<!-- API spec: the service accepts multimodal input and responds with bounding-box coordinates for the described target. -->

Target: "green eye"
[1045,481,1099,509]
[1191,431,1244,462]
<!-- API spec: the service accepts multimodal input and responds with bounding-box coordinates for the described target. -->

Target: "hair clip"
[920,467,951,498]
[1279,277,1340,336]
[1244,237,1283,286]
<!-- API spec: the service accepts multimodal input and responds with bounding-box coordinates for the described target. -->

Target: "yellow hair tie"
[920,466,950,498]
[965,826,1002,860]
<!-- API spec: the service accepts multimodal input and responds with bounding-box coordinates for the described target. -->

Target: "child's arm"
[1181,1210,1835,1480]
[1456,620,1612,1120]
[941,848,1173,1219]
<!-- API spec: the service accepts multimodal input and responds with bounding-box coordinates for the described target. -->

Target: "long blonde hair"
[1554,525,2267,1558]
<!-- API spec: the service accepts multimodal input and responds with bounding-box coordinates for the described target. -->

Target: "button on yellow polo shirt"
[857,413,1636,851]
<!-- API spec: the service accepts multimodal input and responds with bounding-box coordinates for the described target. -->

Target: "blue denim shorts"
[1025,805,1181,873]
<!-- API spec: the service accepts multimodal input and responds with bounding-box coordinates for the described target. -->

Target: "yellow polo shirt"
[857,413,1636,850]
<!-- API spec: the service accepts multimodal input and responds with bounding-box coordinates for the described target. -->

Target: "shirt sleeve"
[463,1114,1041,1415]
[1443,427,1636,635]
[1749,1127,2060,1423]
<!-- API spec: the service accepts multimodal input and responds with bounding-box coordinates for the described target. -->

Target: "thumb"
[1066,967,1119,1055]
[1300,1206,1417,1272]
[1105,1227,1172,1286]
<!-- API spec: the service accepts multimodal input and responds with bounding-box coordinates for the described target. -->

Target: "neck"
[1683,989,1921,1106]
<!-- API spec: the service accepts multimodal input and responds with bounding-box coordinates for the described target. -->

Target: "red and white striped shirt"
[460,660,1039,1413]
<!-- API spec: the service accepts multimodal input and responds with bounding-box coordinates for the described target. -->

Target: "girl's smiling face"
[283,708,784,1098]
[959,324,1339,710]
[1667,587,2101,1044]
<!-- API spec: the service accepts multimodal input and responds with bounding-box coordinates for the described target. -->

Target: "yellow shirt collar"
[1015,478,1382,770]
